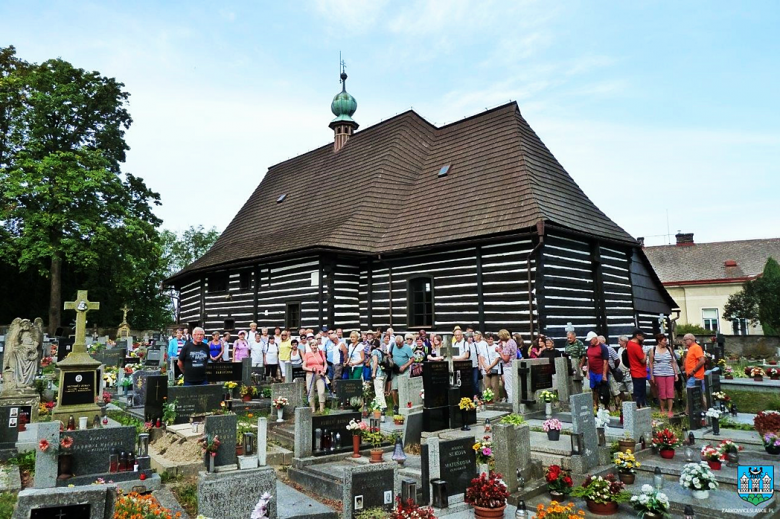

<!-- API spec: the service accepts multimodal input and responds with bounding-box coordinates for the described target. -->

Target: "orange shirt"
[684,343,705,379]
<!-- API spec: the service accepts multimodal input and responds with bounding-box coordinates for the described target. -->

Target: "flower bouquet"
[198,434,221,471]
[751,367,766,380]
[272,397,289,409]
[571,474,631,514]
[614,450,640,484]
[769,367,780,379]
[346,418,368,436]
[700,445,726,470]
[706,407,721,419]
[240,384,258,401]
[392,497,436,519]
[763,432,780,455]
[546,465,573,497]
[539,390,558,403]
[534,501,585,519]
[679,462,718,499]
[458,397,476,431]
[711,391,729,402]
[754,410,780,436]
[651,428,680,459]
[473,435,494,469]
[465,471,509,515]
[482,388,495,403]
[223,381,238,397]
[630,484,670,518]
[723,366,734,379]
[543,418,563,441]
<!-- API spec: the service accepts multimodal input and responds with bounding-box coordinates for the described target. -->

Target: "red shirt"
[626,339,647,378]
[586,343,606,374]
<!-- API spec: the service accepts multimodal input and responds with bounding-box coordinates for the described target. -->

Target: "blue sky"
[2,1,778,245]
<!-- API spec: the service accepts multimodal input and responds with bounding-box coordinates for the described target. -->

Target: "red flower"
[38,439,50,452]
[563,476,573,485]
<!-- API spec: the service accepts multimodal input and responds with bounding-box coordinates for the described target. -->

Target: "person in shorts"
[581,331,609,408]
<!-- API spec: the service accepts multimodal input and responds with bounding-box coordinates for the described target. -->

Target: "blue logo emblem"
[738,466,774,506]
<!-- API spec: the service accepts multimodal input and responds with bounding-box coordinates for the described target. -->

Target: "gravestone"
[422,362,450,408]
[493,422,531,493]
[398,375,423,414]
[311,411,359,455]
[555,356,572,407]
[520,359,553,402]
[687,382,704,430]
[622,401,652,443]
[258,416,267,466]
[270,380,304,419]
[291,365,306,382]
[293,407,312,458]
[167,385,224,424]
[60,370,97,406]
[204,361,243,383]
[205,414,237,467]
[94,348,124,368]
[132,369,160,407]
[705,372,721,408]
[33,422,60,488]
[0,405,20,449]
[421,436,476,505]
[336,379,364,407]
[16,484,117,519]
[66,426,137,477]
[198,465,276,519]
[145,347,163,368]
[403,410,424,447]
[452,360,475,399]
[570,392,599,471]
[143,375,168,423]
[57,338,75,362]
[343,463,398,518]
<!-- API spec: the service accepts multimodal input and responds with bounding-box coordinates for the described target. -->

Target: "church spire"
[329,57,358,152]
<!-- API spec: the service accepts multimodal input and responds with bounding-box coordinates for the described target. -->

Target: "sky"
[2,1,779,246]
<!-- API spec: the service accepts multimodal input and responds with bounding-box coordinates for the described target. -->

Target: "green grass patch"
[725,390,780,415]
[8,450,35,476]
[106,410,145,434]
[172,481,198,517]
[0,492,18,519]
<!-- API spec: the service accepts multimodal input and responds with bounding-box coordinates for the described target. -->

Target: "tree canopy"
[0,46,165,332]
[724,257,780,335]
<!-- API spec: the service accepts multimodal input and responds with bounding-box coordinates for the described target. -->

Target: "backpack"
[381,346,396,372]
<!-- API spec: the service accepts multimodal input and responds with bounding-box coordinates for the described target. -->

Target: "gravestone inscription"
[132,369,160,407]
[421,436,476,503]
[0,405,19,449]
[687,383,704,430]
[31,504,91,518]
[452,360,474,398]
[345,464,396,518]
[204,362,243,382]
[205,414,237,467]
[60,370,97,406]
[167,385,224,424]
[291,365,306,382]
[66,426,136,476]
[337,379,363,406]
[423,361,450,408]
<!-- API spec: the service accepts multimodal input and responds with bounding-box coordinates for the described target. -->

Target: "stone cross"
[64,290,100,352]
[121,305,131,324]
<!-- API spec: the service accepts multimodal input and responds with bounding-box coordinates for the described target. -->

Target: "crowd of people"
[168,322,709,417]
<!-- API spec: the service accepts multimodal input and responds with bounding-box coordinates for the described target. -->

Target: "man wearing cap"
[580,331,610,408]
[626,330,648,408]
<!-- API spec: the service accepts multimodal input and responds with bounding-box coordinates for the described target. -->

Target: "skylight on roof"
[438,165,451,177]
[277,194,287,203]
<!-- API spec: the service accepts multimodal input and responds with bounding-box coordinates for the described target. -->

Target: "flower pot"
[691,489,709,500]
[369,448,384,464]
[276,408,284,422]
[772,376,780,381]
[766,445,780,455]
[727,451,740,466]
[619,472,635,484]
[242,394,252,402]
[545,402,553,419]
[725,375,733,380]
[659,448,675,459]
[473,504,506,519]
[549,490,565,499]
[204,452,215,473]
[57,454,74,480]
[547,429,561,441]
[351,434,362,458]
[373,410,382,419]
[460,409,470,431]
[707,460,722,470]
[478,463,490,476]
[755,376,764,382]
[586,499,618,515]
[236,445,244,456]
[394,419,404,426]
[618,439,635,453]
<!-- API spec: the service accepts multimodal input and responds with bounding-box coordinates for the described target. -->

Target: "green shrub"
[107,410,145,434]
[499,413,525,425]
[0,492,18,519]
[8,450,35,475]
[355,508,390,519]
[675,324,710,336]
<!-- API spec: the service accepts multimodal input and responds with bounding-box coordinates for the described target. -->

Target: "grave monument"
[0,316,44,423]
[51,290,102,426]
[116,304,131,339]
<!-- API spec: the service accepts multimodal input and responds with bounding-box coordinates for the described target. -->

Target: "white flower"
[631,496,638,503]
[638,494,649,504]
[641,484,654,493]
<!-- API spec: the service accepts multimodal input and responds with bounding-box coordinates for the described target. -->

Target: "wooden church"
[165,70,677,344]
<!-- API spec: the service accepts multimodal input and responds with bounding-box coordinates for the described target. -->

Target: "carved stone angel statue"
[1,317,44,395]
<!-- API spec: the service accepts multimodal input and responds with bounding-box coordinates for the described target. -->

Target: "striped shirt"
[651,347,677,377]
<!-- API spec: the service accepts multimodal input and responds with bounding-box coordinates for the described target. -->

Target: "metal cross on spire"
[64,290,100,352]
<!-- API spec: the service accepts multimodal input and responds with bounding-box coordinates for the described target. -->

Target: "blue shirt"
[392,344,414,370]
[168,338,185,358]
[322,338,336,364]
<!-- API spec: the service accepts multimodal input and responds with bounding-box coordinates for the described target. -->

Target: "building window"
[702,308,719,332]
[223,319,235,331]
[408,276,434,328]
[208,273,229,293]
[239,271,252,291]
[286,302,301,331]
[732,318,749,336]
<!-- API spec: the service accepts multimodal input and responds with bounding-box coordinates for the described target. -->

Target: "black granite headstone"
[311,411,360,455]
[31,504,91,518]
[60,370,97,406]
[123,357,141,367]
[531,362,554,392]
[291,366,306,382]
[687,382,704,431]
[0,406,19,449]
[204,362,243,382]
[423,362,450,408]
[421,437,476,504]
[452,360,475,398]
[65,426,136,476]
[132,370,160,407]
[144,375,168,423]
[422,406,450,433]
[167,385,224,424]
[204,414,237,467]
[337,379,363,406]
[350,468,395,517]
[57,338,75,362]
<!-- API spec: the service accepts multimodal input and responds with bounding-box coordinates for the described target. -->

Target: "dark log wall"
[179,279,203,328]
[203,268,254,332]
[255,256,323,331]
[599,244,637,343]
[331,261,361,332]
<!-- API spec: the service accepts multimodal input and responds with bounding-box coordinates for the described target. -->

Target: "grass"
[0,492,17,519]
[171,481,198,517]
[8,450,35,476]
[725,390,780,415]
[106,409,145,434]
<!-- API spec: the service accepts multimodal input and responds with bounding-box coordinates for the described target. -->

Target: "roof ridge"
[646,237,780,248]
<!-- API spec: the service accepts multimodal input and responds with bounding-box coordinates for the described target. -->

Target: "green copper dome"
[330,72,358,126]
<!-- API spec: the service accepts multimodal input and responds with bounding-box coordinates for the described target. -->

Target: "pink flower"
[482,447,492,457]
[60,436,73,449]
[38,439,50,452]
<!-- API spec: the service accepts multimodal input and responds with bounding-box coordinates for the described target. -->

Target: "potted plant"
[539,390,558,418]
[718,439,743,466]
[630,484,671,519]
[162,398,177,426]
[534,501,584,519]
[679,462,718,499]
[482,388,495,404]
[712,391,729,404]
[700,445,726,470]
[363,430,386,463]
[368,397,383,419]
[240,385,258,402]
[393,497,436,519]
[197,434,221,472]
[543,418,563,441]
[223,380,238,397]
[545,464,573,499]
[723,366,734,379]
[752,367,765,381]
[272,397,289,422]
[763,432,780,455]
[651,428,680,459]
[465,471,509,518]
[346,418,368,458]
[571,474,631,515]
[769,367,780,380]
[618,431,636,454]
[393,414,405,426]
[706,407,722,435]
[473,435,494,475]
[458,397,476,431]
[614,449,640,484]
[754,410,780,436]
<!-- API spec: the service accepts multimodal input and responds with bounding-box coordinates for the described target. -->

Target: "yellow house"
[644,233,780,335]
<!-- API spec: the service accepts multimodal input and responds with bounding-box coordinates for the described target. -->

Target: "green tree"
[724,257,780,336]
[724,282,760,326]
[0,46,163,334]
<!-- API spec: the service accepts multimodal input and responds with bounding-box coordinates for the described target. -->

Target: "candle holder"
[138,433,150,457]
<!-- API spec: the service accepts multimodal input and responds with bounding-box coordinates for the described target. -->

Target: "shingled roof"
[168,102,637,283]
[645,238,780,284]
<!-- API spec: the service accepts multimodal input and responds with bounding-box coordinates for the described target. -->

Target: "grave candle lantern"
[654,467,663,489]
[109,454,118,473]
[314,428,322,453]
[138,433,150,457]
[243,432,255,455]
[515,500,527,519]
[401,479,417,504]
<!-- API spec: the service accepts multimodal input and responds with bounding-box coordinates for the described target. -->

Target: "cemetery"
[0,294,779,518]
